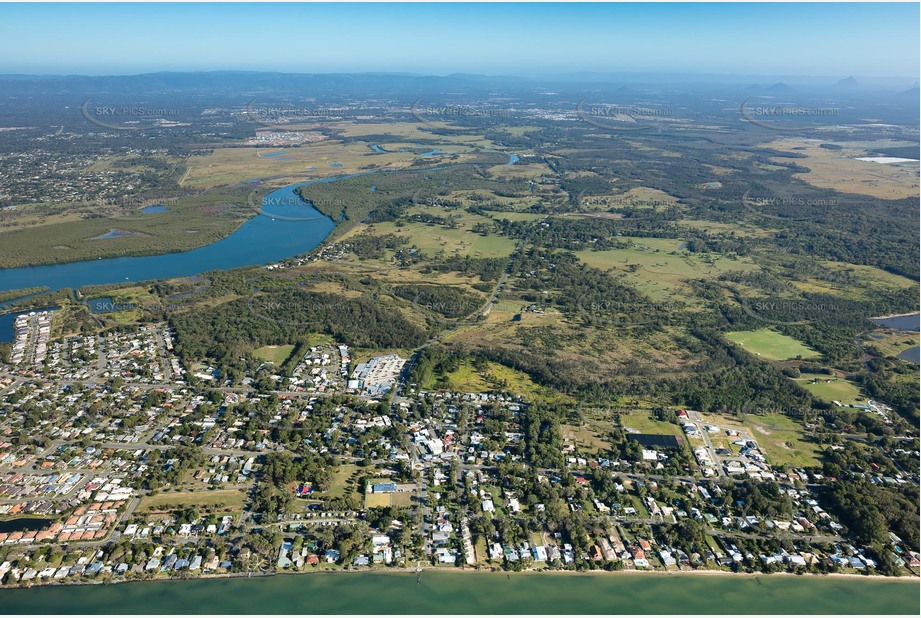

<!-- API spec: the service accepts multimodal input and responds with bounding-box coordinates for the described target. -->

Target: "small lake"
[897,346,920,365]
[85,297,134,314]
[0,517,52,533]
[141,205,168,214]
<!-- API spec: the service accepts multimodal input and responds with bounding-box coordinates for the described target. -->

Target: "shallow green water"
[0,572,918,614]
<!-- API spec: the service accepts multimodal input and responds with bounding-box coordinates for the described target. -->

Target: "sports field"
[253,344,296,365]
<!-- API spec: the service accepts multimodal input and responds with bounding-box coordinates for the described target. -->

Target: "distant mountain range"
[0,71,915,100]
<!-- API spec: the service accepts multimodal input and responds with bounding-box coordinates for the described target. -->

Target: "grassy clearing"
[418,358,571,404]
[861,330,920,359]
[253,344,296,365]
[679,219,769,238]
[474,536,489,565]
[488,212,546,222]
[445,302,698,386]
[743,413,822,468]
[485,362,573,404]
[364,493,391,509]
[420,360,490,392]
[579,187,680,212]
[787,263,916,301]
[619,410,683,437]
[185,134,488,189]
[319,463,359,499]
[486,162,550,180]
[793,373,865,404]
[138,489,247,514]
[561,424,612,453]
[330,122,500,148]
[77,285,160,324]
[370,218,518,259]
[766,138,919,200]
[417,187,539,213]
[575,239,757,303]
[391,490,413,508]
[725,328,820,361]
[182,140,421,188]
[492,126,541,137]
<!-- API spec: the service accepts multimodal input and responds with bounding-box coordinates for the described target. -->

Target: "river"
[0,183,336,296]
[872,312,920,332]
[0,155,520,298]
[0,571,916,614]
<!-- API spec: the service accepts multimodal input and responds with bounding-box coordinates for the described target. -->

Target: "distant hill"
[766,82,793,92]
[835,76,860,88]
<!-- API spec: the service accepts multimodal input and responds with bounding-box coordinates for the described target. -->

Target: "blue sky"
[0,3,918,78]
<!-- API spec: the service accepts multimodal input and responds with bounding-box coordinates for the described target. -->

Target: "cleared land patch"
[253,344,296,365]
[138,489,248,514]
[766,138,919,200]
[794,373,864,404]
[575,239,757,303]
[725,328,820,361]
[742,413,822,468]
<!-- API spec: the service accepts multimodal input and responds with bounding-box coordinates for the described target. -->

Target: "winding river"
[0,182,336,296]
[0,154,521,298]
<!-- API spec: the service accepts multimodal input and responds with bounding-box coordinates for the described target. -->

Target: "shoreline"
[870,311,920,321]
[2,564,918,591]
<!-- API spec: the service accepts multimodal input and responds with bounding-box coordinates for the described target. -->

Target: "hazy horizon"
[0,2,918,79]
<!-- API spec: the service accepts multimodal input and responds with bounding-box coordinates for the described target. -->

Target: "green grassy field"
[420,360,490,392]
[182,140,428,189]
[253,344,296,365]
[726,328,820,361]
[81,285,161,324]
[418,359,570,404]
[561,423,613,453]
[794,373,865,404]
[575,238,757,303]
[743,413,822,468]
[319,463,359,499]
[138,489,247,514]
[619,410,683,437]
[369,219,517,259]
[485,363,573,404]
[364,492,392,508]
